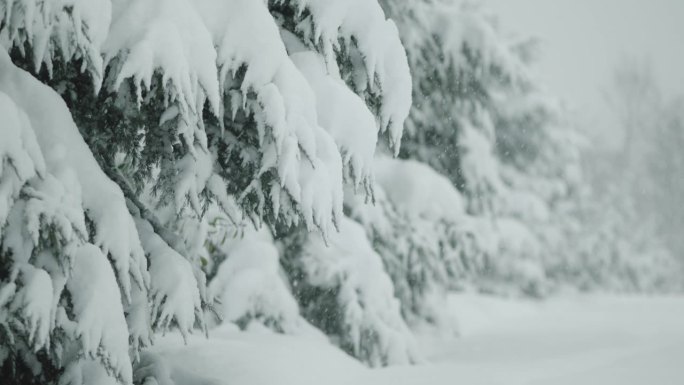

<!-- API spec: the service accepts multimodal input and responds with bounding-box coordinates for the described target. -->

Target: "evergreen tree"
[375,0,585,301]
[0,0,412,382]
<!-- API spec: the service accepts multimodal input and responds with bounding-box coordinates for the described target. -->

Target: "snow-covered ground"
[378,293,684,385]
[145,294,684,385]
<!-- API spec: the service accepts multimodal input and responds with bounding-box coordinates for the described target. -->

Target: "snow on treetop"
[291,51,378,194]
[397,0,529,87]
[1,0,413,236]
[274,0,412,153]
[104,0,221,115]
[0,0,111,85]
[0,2,416,382]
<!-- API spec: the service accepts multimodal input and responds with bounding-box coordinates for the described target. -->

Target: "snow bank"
[135,327,366,385]
[134,295,684,385]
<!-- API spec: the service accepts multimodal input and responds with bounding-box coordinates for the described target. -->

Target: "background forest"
[0,0,682,384]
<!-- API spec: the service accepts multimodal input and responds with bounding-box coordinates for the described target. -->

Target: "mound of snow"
[135,326,366,385]
[374,156,465,221]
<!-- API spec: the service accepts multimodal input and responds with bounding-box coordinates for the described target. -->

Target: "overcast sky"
[485,0,684,146]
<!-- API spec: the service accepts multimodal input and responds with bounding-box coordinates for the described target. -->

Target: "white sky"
[485,0,684,146]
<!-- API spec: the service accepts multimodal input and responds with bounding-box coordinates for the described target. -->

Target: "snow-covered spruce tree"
[203,206,326,337]
[377,0,592,298]
[345,155,470,330]
[380,0,519,214]
[375,0,530,296]
[0,0,412,383]
[266,0,425,365]
[280,216,419,366]
[320,0,513,329]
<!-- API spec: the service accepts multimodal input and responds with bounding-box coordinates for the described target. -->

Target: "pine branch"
[102,165,189,257]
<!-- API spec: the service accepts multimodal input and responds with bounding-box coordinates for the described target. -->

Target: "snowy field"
[145,294,684,385]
